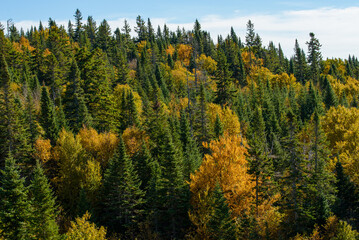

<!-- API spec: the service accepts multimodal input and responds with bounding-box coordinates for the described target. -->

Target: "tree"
[207,183,237,240]
[293,39,307,83]
[74,9,83,42]
[40,85,59,144]
[29,161,59,239]
[64,60,92,132]
[0,155,33,240]
[65,212,107,240]
[101,136,145,236]
[306,33,322,84]
[214,49,234,106]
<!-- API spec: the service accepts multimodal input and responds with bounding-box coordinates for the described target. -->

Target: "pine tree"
[0,155,33,240]
[0,56,33,168]
[102,136,145,236]
[29,160,59,239]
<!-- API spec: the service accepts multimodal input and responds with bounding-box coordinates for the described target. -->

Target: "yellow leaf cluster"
[322,106,359,184]
[190,133,254,216]
[78,127,118,170]
[122,126,149,157]
[12,36,35,52]
[196,54,217,74]
[206,103,241,136]
[34,137,52,163]
[54,129,102,207]
[177,44,192,66]
[165,44,175,56]
[65,212,107,240]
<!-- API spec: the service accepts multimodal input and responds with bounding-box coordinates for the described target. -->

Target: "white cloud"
[2,6,359,59]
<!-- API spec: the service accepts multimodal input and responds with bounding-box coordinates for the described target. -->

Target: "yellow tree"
[322,106,359,184]
[189,132,283,238]
[189,133,254,237]
[65,212,107,240]
[77,127,118,170]
[54,129,102,212]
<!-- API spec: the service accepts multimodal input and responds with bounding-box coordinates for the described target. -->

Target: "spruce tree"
[215,49,234,106]
[207,183,237,240]
[64,60,92,132]
[0,155,33,240]
[180,109,201,179]
[102,136,145,236]
[306,33,322,84]
[324,79,338,109]
[40,85,59,144]
[29,161,59,239]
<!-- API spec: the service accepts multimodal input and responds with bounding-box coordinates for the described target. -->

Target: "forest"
[1,9,359,239]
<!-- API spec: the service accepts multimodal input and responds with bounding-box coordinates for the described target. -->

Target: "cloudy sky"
[1,0,359,59]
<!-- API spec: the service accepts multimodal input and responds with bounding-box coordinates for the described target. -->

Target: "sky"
[1,0,359,59]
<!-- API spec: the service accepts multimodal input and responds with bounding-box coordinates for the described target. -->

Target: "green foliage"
[0,155,33,240]
[29,161,59,239]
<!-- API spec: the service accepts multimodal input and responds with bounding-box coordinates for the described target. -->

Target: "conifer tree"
[102,136,145,236]
[214,113,224,139]
[40,85,59,144]
[324,79,338,109]
[306,33,322,84]
[29,160,59,239]
[215,49,234,106]
[334,161,359,226]
[64,60,92,132]
[180,110,201,179]
[207,183,237,240]
[0,155,33,240]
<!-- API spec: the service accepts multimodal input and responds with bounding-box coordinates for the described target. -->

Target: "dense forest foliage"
[2,9,359,239]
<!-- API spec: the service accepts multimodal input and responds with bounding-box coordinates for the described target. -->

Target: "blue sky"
[1,0,359,58]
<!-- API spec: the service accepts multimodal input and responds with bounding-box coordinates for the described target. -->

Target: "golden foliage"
[12,36,35,52]
[196,54,217,74]
[34,137,52,163]
[190,133,254,216]
[206,103,241,136]
[322,106,359,185]
[54,129,102,207]
[122,126,149,157]
[77,127,118,170]
[177,44,192,66]
[166,44,175,56]
[65,212,107,240]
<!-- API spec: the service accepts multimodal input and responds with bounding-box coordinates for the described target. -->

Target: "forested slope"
[1,10,359,239]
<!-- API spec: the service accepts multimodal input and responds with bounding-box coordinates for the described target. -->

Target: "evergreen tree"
[0,155,33,240]
[334,161,359,226]
[324,79,338,109]
[0,56,33,167]
[215,49,234,106]
[29,161,59,239]
[40,85,59,144]
[64,60,92,132]
[214,113,224,139]
[306,33,322,84]
[180,109,201,179]
[102,136,145,236]
[207,183,237,240]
